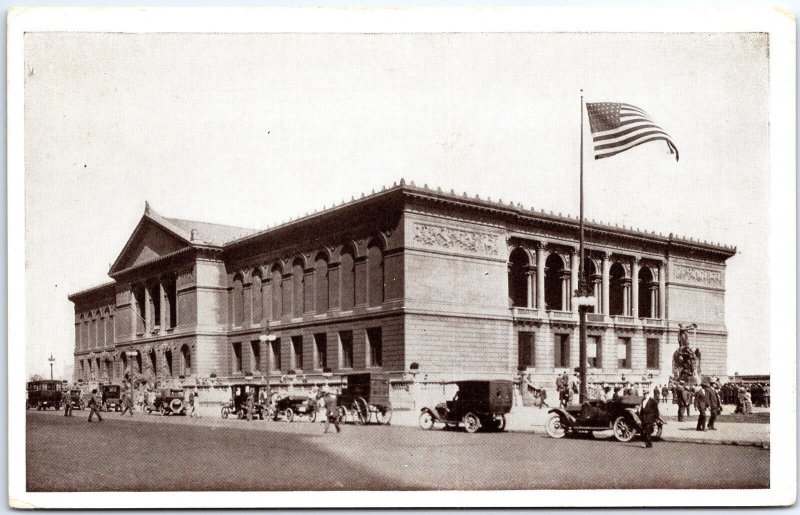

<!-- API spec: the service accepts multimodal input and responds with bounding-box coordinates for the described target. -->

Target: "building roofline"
[67,281,116,302]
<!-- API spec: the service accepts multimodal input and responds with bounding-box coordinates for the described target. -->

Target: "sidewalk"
[391,403,769,447]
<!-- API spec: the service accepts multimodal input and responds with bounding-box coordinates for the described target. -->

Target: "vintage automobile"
[67,388,86,410]
[545,395,664,442]
[337,372,393,425]
[100,384,123,412]
[418,380,513,433]
[221,384,269,420]
[145,388,187,416]
[26,380,64,410]
[273,395,317,422]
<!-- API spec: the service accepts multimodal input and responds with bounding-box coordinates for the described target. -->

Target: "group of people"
[236,386,342,433]
[721,382,768,411]
[62,386,199,422]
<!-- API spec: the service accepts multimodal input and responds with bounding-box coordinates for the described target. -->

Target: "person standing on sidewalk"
[62,389,72,417]
[120,391,134,417]
[675,381,687,421]
[87,389,103,422]
[638,388,660,448]
[705,382,721,430]
[322,389,341,434]
[653,384,661,403]
[694,385,708,431]
[661,384,669,404]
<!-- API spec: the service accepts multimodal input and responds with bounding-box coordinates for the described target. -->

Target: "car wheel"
[613,416,636,442]
[495,415,507,432]
[146,406,152,414]
[237,409,245,420]
[221,407,229,419]
[418,410,435,430]
[309,410,316,423]
[545,414,567,439]
[463,412,481,433]
[160,407,168,416]
[285,408,294,423]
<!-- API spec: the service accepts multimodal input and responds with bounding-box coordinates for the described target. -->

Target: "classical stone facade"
[69,181,736,402]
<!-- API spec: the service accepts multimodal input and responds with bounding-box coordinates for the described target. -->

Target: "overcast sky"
[23,31,769,378]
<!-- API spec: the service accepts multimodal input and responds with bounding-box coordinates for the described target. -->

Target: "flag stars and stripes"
[586,102,678,161]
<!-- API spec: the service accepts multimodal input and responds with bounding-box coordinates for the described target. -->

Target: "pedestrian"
[661,384,669,404]
[745,388,753,414]
[694,384,708,431]
[120,390,134,417]
[764,384,770,408]
[246,389,255,421]
[675,381,687,421]
[322,388,341,433]
[188,389,196,418]
[653,384,661,403]
[62,389,72,417]
[705,382,721,430]
[87,388,103,422]
[639,388,660,449]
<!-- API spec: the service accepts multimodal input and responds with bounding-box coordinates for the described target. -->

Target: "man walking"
[675,381,687,421]
[62,389,72,417]
[653,384,661,403]
[87,388,103,422]
[639,388,660,448]
[120,391,134,417]
[694,384,708,431]
[246,389,255,422]
[323,388,341,434]
[705,382,721,430]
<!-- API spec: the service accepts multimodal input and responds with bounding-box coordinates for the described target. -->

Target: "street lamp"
[47,353,55,380]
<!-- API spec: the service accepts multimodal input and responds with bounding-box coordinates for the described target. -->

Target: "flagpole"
[578,90,588,404]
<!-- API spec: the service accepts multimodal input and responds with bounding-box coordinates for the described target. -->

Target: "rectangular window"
[339,331,354,369]
[588,335,601,368]
[518,332,535,368]
[149,284,161,331]
[646,338,659,369]
[251,341,261,371]
[291,336,303,370]
[133,286,146,335]
[617,337,631,369]
[554,333,570,368]
[270,339,281,372]
[314,333,328,370]
[167,279,177,329]
[232,342,242,373]
[367,327,383,367]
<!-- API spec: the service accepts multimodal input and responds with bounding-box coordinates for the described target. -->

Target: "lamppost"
[47,353,55,380]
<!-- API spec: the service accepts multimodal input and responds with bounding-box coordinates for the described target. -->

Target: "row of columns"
[75,314,114,352]
[132,278,176,335]
[518,247,667,319]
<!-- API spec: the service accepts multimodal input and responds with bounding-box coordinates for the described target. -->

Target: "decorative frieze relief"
[672,264,723,287]
[413,222,499,256]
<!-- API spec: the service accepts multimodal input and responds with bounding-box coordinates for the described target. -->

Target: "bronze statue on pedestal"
[672,323,699,385]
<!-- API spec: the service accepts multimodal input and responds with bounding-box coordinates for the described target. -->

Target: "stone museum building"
[69,180,736,403]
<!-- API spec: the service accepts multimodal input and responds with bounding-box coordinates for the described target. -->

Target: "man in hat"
[62,389,72,417]
[675,381,687,421]
[322,388,341,434]
[638,388,660,448]
[705,382,721,430]
[87,388,103,422]
[694,384,709,431]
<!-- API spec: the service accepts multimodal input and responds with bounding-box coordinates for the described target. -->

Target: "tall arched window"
[251,269,263,324]
[98,313,106,348]
[181,344,192,376]
[340,248,356,311]
[544,253,565,311]
[508,248,529,307]
[314,253,329,314]
[367,242,384,307]
[638,266,655,318]
[609,262,626,316]
[232,274,244,326]
[271,264,283,320]
[292,258,305,317]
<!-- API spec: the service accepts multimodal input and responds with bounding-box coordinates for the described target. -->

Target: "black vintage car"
[545,395,664,442]
[418,380,513,433]
[221,384,268,420]
[100,384,123,412]
[146,388,186,416]
[67,388,86,410]
[273,395,317,422]
[27,380,64,410]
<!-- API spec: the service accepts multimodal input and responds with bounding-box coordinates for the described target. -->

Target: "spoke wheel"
[221,407,229,419]
[285,408,294,423]
[495,414,507,432]
[545,414,567,439]
[309,409,316,423]
[353,398,369,425]
[337,406,348,424]
[377,404,393,425]
[463,412,481,433]
[418,410,435,430]
[613,416,636,442]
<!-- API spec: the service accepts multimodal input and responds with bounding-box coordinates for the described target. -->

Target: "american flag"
[586,102,679,161]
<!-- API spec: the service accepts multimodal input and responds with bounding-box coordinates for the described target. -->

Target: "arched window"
[314,253,329,314]
[292,258,305,317]
[340,248,356,311]
[181,344,192,376]
[271,264,283,320]
[367,242,384,307]
[508,248,529,307]
[148,349,156,376]
[232,274,244,326]
[98,313,105,348]
[638,266,655,318]
[251,269,263,324]
[544,253,565,311]
[104,308,113,346]
[164,349,173,377]
[609,262,627,316]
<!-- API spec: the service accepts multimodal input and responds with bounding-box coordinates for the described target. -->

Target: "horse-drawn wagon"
[337,372,392,425]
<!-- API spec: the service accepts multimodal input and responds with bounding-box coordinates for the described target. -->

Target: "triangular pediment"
[109,206,192,276]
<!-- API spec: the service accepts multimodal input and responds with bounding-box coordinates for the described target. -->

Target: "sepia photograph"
[7,6,795,509]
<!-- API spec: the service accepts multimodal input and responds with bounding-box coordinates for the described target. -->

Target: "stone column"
[658,262,666,319]
[536,245,546,311]
[159,281,167,330]
[601,253,610,315]
[650,286,658,318]
[560,272,570,311]
[144,284,152,332]
[525,266,535,308]
[622,279,631,316]
[570,250,579,312]
[631,258,640,319]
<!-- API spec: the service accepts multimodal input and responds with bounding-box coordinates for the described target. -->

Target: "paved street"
[27,411,768,491]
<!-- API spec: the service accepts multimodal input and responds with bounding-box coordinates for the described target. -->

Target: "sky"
[23,31,770,378]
